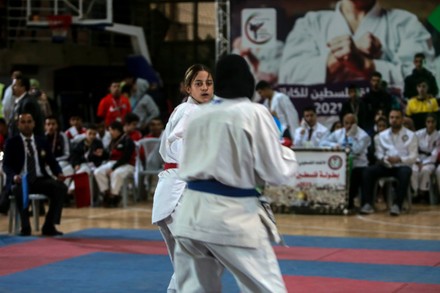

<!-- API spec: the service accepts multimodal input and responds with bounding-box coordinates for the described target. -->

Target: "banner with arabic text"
[264,149,348,215]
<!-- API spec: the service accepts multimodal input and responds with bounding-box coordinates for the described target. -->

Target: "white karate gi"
[412,128,440,192]
[174,97,298,293]
[151,96,200,293]
[293,122,329,147]
[376,127,418,167]
[279,1,434,87]
[94,161,134,195]
[263,91,299,138]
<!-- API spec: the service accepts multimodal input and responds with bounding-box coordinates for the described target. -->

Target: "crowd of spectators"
[257,52,440,216]
[0,74,164,235]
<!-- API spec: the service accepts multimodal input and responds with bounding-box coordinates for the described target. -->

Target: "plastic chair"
[29,194,48,231]
[8,193,48,234]
[135,138,163,201]
[373,177,412,212]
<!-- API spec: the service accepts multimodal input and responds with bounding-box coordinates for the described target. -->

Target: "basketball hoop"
[47,15,72,43]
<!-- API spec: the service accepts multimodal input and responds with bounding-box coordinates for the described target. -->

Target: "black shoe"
[42,225,63,236]
[19,226,32,236]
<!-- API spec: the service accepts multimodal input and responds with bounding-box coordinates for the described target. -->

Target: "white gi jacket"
[375,127,418,167]
[415,128,440,165]
[174,97,298,248]
[263,91,299,138]
[319,125,371,167]
[279,1,434,86]
[293,122,329,147]
[151,96,199,224]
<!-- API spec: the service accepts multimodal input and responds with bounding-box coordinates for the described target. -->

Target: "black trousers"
[361,165,412,208]
[348,167,365,209]
[12,177,67,230]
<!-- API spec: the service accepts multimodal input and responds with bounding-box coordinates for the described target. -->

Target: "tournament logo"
[328,155,343,170]
[244,13,273,45]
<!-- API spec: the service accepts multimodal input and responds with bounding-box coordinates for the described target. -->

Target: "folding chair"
[135,138,163,201]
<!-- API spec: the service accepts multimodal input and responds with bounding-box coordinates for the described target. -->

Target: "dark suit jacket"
[2,135,62,192]
[8,94,44,138]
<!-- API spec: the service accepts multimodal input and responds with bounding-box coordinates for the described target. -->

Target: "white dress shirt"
[293,122,329,147]
[20,134,43,178]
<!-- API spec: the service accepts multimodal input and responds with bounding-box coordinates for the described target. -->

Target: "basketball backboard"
[26,0,113,27]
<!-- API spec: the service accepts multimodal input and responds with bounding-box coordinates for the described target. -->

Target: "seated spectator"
[404,53,438,100]
[360,109,417,216]
[45,115,74,182]
[339,84,367,129]
[93,121,135,207]
[411,114,440,203]
[293,106,329,148]
[71,124,107,172]
[144,117,164,138]
[70,124,107,198]
[320,114,371,210]
[406,79,439,130]
[65,114,86,141]
[124,112,143,142]
[131,78,160,133]
[3,113,67,236]
[74,121,111,149]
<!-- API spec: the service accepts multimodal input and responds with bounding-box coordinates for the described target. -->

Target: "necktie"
[25,138,37,183]
[307,128,314,141]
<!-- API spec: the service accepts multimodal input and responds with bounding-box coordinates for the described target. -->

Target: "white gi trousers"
[174,224,286,293]
[173,190,287,293]
[152,168,187,293]
[93,161,134,195]
[411,164,435,192]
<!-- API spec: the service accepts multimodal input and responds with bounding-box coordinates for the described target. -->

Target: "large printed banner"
[264,149,348,215]
[231,1,440,123]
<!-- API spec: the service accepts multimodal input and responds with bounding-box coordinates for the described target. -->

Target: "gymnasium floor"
[0,201,439,292]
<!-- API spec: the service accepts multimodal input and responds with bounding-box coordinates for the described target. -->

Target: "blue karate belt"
[187,179,260,197]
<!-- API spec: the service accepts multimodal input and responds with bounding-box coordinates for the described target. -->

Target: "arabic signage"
[264,149,348,215]
[231,1,439,126]
[278,83,370,119]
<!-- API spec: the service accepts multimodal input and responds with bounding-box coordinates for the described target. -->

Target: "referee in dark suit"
[3,113,67,236]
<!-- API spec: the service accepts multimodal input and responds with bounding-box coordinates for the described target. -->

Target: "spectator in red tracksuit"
[93,121,136,207]
[97,80,131,127]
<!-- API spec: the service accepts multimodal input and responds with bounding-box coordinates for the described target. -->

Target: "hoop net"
[47,15,72,43]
